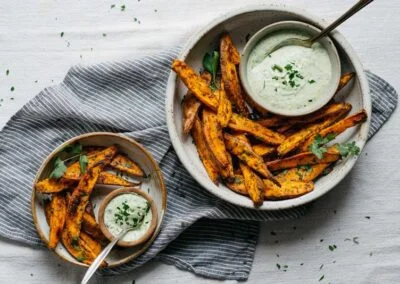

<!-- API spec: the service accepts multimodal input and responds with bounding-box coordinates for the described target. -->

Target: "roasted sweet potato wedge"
[267,146,340,172]
[277,106,351,156]
[216,82,233,127]
[263,179,314,200]
[226,174,313,200]
[79,231,102,256]
[336,72,355,93]
[82,212,108,243]
[203,109,230,168]
[224,133,276,181]
[172,60,219,111]
[182,72,212,134]
[228,113,285,145]
[61,230,104,265]
[36,178,75,193]
[276,163,331,182]
[182,94,202,134]
[252,144,276,157]
[44,193,67,249]
[258,103,352,129]
[219,152,235,181]
[97,172,134,187]
[63,148,107,181]
[220,34,249,116]
[226,175,247,195]
[110,154,144,177]
[65,146,117,242]
[300,110,368,152]
[239,163,264,206]
[191,117,220,184]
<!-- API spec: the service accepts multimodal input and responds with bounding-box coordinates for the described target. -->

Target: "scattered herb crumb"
[30,273,33,277]
[10,97,14,100]
[276,263,281,270]
[320,239,324,242]
[328,245,337,251]
[10,86,15,92]
[308,79,316,84]
[110,4,115,9]
[270,231,276,236]
[320,264,324,270]
[60,32,64,37]
[365,216,371,219]
[319,275,325,281]
[353,237,359,244]
[121,5,126,11]
[6,69,9,76]
[102,33,107,37]
[34,80,38,83]
[369,252,373,257]
[300,263,304,266]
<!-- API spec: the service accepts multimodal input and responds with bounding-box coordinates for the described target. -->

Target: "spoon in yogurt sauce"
[268,0,374,54]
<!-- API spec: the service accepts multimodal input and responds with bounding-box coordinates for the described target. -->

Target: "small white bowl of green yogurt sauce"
[240,21,341,116]
[99,187,158,247]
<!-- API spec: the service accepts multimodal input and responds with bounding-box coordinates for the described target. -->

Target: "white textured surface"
[0,0,399,283]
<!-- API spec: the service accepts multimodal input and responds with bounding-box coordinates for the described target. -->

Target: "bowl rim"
[98,187,158,247]
[31,132,167,268]
[165,4,371,210]
[239,20,341,116]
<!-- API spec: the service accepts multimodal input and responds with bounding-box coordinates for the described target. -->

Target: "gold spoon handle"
[311,0,374,44]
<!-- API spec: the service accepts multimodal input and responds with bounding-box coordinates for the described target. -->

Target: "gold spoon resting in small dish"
[268,0,374,54]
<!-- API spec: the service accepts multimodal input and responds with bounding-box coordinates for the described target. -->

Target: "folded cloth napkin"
[0,49,397,280]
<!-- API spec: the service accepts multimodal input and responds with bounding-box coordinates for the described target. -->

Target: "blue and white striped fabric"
[0,50,397,280]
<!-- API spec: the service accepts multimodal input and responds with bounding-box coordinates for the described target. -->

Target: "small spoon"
[268,0,374,54]
[81,228,133,284]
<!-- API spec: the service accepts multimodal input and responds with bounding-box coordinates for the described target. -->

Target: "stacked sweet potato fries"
[35,145,144,265]
[172,34,367,207]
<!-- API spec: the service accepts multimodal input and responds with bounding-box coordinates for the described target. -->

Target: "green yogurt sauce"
[104,193,152,242]
[247,29,332,112]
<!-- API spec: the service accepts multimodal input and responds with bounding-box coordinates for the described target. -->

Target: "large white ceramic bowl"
[165,5,371,210]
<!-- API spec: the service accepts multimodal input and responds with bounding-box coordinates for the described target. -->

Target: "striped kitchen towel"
[0,50,397,281]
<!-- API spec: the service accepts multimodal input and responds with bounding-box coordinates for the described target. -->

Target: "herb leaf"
[63,142,82,155]
[309,134,336,159]
[79,155,88,174]
[202,51,219,89]
[337,141,360,157]
[49,157,67,179]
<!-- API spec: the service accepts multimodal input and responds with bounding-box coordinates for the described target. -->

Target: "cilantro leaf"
[309,134,336,159]
[49,157,67,179]
[202,51,219,89]
[337,141,360,158]
[79,154,88,174]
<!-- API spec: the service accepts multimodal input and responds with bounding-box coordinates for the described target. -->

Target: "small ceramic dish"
[31,132,166,268]
[165,5,371,210]
[98,187,158,247]
[239,20,341,116]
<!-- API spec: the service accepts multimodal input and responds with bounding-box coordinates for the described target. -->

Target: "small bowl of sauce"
[239,21,341,116]
[98,187,158,247]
